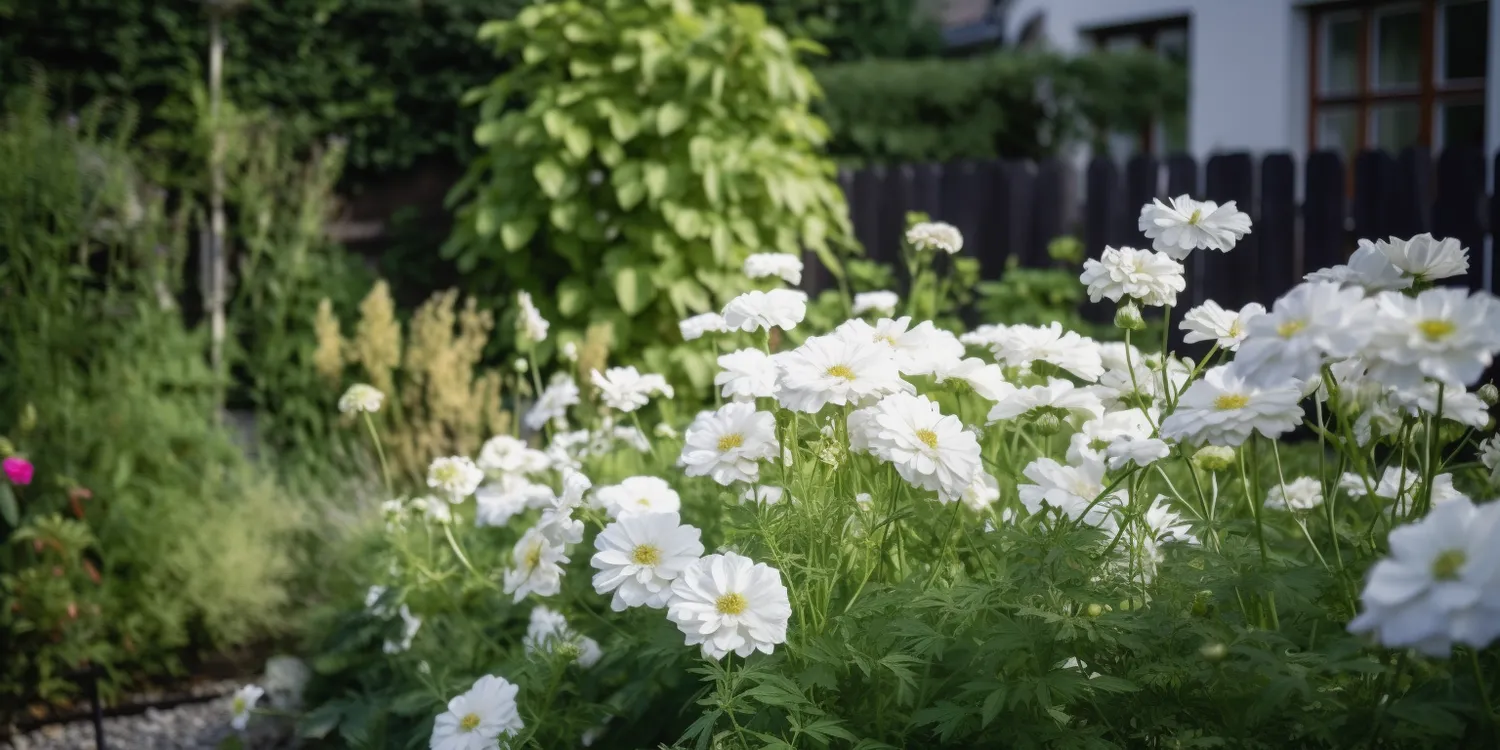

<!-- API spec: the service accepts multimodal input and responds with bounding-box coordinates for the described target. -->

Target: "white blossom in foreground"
[526,373,580,430]
[743,252,803,285]
[1159,365,1304,446]
[715,348,780,401]
[476,435,550,476]
[1362,288,1500,390]
[503,526,570,602]
[1235,281,1373,387]
[1366,233,1469,284]
[230,684,264,731]
[1180,300,1265,351]
[1348,497,1500,657]
[667,552,792,659]
[680,402,779,485]
[679,312,728,341]
[906,221,963,254]
[721,289,807,332]
[1264,476,1324,513]
[1018,456,1123,528]
[591,366,674,413]
[338,383,384,415]
[594,476,681,519]
[775,332,912,413]
[427,456,485,502]
[1305,240,1410,291]
[516,290,549,344]
[591,512,704,611]
[982,322,1104,382]
[931,357,1013,403]
[851,393,981,503]
[1079,246,1186,307]
[835,317,965,376]
[430,675,524,750]
[852,290,899,317]
[523,606,602,668]
[1137,195,1252,259]
[985,378,1106,426]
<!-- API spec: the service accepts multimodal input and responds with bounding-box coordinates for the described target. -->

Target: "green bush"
[446,0,854,386]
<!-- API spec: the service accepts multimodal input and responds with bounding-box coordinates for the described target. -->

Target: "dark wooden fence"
[831,147,1497,313]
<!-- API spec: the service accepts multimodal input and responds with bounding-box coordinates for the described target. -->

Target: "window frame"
[1086,15,1191,156]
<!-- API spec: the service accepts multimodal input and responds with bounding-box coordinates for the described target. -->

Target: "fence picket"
[1259,153,1297,297]
[1432,145,1486,289]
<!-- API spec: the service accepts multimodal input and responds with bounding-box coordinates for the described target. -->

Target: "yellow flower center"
[1417,318,1457,341]
[715,592,748,615]
[1213,393,1249,411]
[1276,319,1306,338]
[916,429,939,449]
[717,433,744,452]
[459,713,482,732]
[636,497,652,507]
[825,364,857,381]
[524,543,542,570]
[875,334,897,346]
[1228,319,1244,338]
[631,544,661,566]
[232,698,246,714]
[1432,549,1466,581]
[1188,208,1203,224]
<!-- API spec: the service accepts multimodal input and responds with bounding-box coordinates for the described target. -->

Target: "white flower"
[428,456,485,502]
[1103,436,1170,470]
[679,312,728,341]
[1095,356,1191,411]
[1264,476,1323,513]
[594,476,681,519]
[516,290,549,344]
[1137,195,1252,259]
[338,384,384,415]
[1180,301,1265,351]
[906,221,963,254]
[654,422,680,440]
[852,290,899,317]
[855,492,873,507]
[364,585,393,617]
[1067,407,1156,464]
[1079,246,1186,307]
[1482,437,1500,483]
[1305,240,1411,291]
[1159,365,1304,446]
[526,373,580,430]
[1235,281,1374,387]
[409,495,453,525]
[775,333,912,413]
[850,393,981,503]
[591,511,704,611]
[535,469,589,545]
[1018,456,1123,528]
[743,252,803,285]
[1348,497,1500,657]
[430,675,524,750]
[739,485,786,505]
[523,606,602,668]
[680,403,779,486]
[721,289,807,332]
[230,684,264,731]
[1367,233,1470,283]
[477,435,551,476]
[715,348,780,401]
[985,378,1105,425]
[931,357,1013,403]
[383,605,423,654]
[474,475,555,528]
[503,526,570,602]
[1342,468,1463,507]
[960,470,1001,512]
[591,366,674,412]
[982,322,1104,382]
[667,552,792,659]
[560,341,579,362]
[1387,382,1491,430]
[1362,288,1500,390]
[835,317,965,376]
[1131,496,1199,582]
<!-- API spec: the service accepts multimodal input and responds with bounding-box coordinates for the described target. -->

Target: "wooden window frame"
[1087,16,1191,155]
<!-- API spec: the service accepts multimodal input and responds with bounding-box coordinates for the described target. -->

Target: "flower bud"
[1086,603,1104,617]
[1479,383,1499,406]
[1192,446,1236,473]
[560,341,579,363]
[513,358,529,374]
[1114,302,1146,331]
[1199,642,1228,662]
[0,437,13,457]
[555,641,583,662]
[1031,411,1064,436]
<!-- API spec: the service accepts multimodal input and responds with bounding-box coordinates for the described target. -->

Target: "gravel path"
[3,680,295,750]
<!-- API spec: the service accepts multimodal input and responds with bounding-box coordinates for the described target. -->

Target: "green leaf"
[563,125,591,159]
[534,159,567,198]
[297,701,346,740]
[656,102,688,136]
[613,266,656,315]
[0,483,17,527]
[557,279,591,317]
[501,217,538,251]
[643,163,669,201]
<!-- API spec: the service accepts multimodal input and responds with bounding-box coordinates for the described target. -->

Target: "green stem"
[363,412,394,497]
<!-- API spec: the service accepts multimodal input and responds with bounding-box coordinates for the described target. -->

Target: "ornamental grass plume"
[350,280,401,397]
[312,298,344,384]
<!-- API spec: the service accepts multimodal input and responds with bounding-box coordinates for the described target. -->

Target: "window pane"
[1443,1,1489,81]
[1374,8,1422,90]
[1104,34,1142,52]
[1322,15,1361,94]
[1370,103,1422,152]
[1317,107,1360,162]
[1439,101,1486,148]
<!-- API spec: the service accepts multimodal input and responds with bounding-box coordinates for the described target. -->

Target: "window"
[1309,0,1488,162]
[1089,17,1190,157]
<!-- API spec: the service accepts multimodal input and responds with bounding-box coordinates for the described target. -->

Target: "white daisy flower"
[985,377,1106,426]
[959,323,1010,349]
[382,604,423,654]
[1095,356,1192,412]
[739,485,786,505]
[525,373,580,431]
[1103,436,1170,470]
[960,470,1001,512]
[835,317,965,376]
[1131,496,1200,582]
[1079,246,1186,307]
[743,252,803,285]
[1235,281,1374,387]
[1367,233,1470,284]
[1159,365,1304,446]
[1066,407,1156,464]
[430,675,524,750]
[338,383,384,415]
[667,552,793,659]
[775,332,913,413]
[715,348,780,401]
[1481,436,1500,483]
[1264,476,1323,513]
[1362,288,1500,390]
[906,221,963,254]
[476,435,551,476]
[523,606,602,668]
[1387,381,1491,429]
[852,290,899,317]
[409,495,453,524]
[591,366,674,413]
[1137,195,1252,259]
[516,290,549,344]
[981,322,1104,382]
[679,312,728,341]
[849,393,981,503]
[1180,300,1265,351]
[594,476,681,519]
[1348,496,1500,657]
[931,357,1014,403]
[1305,240,1411,291]
[428,456,485,502]
[1341,468,1463,507]
[591,511,704,611]
[680,402,780,486]
[721,289,807,332]
[1018,456,1124,528]
[503,526,570,602]
[474,475,555,528]
[229,684,264,731]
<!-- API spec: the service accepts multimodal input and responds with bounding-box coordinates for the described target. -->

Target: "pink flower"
[4,457,34,486]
